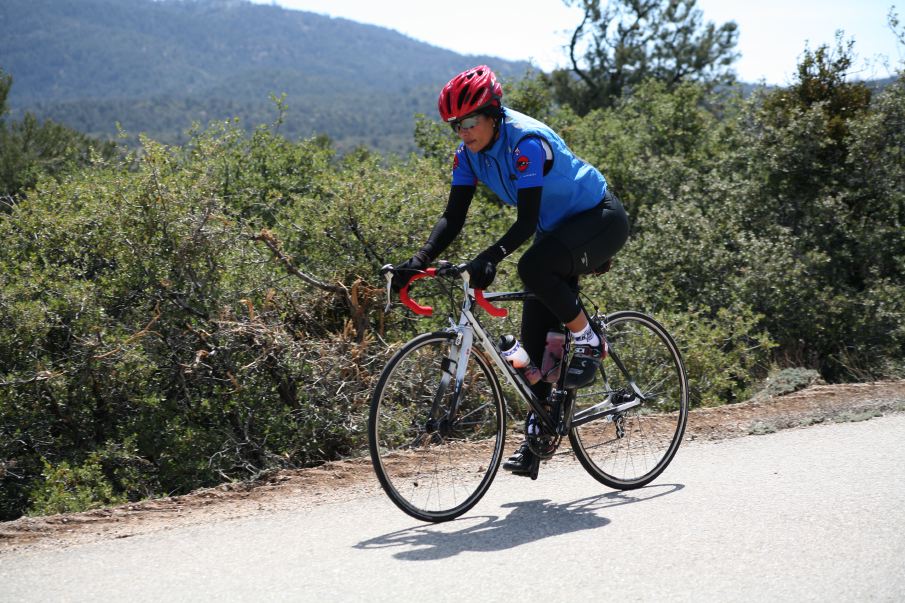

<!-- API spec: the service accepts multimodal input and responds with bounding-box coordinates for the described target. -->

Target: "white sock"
[571,323,600,347]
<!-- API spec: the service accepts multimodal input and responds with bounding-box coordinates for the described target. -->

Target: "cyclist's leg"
[502,297,556,477]
[502,264,578,477]
[520,295,567,391]
[518,191,629,386]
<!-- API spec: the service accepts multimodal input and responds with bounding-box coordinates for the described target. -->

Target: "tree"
[0,69,10,120]
[757,35,872,233]
[551,0,739,114]
[890,7,905,51]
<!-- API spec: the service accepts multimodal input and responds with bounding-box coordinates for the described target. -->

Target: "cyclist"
[391,65,629,477]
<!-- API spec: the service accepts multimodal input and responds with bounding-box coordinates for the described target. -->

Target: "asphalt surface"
[3,413,904,601]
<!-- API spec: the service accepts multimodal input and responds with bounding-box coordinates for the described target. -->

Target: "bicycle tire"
[369,331,506,522]
[569,311,688,489]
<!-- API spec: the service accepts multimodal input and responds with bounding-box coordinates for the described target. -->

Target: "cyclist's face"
[457,114,496,152]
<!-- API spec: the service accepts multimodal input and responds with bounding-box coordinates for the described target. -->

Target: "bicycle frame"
[453,288,561,434]
[389,267,644,437]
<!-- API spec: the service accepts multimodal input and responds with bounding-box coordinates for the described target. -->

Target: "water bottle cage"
[540,358,562,382]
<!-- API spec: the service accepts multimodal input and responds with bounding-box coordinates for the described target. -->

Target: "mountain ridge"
[0,0,532,150]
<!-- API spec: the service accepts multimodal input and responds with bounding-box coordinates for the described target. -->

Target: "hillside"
[0,0,531,151]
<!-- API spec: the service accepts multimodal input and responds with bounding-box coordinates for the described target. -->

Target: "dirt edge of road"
[2,380,904,555]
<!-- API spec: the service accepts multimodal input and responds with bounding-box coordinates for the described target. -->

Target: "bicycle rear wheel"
[569,311,688,489]
[369,331,506,522]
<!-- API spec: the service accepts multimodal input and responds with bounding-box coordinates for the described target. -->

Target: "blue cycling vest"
[455,108,607,232]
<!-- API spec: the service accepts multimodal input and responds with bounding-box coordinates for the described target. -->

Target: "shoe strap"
[573,343,601,356]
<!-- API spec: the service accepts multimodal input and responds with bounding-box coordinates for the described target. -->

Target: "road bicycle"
[368,262,688,522]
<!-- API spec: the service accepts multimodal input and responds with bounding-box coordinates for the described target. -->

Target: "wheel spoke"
[454,402,493,425]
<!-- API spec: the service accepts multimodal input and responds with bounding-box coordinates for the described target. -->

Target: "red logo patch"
[516,155,530,172]
[453,154,460,170]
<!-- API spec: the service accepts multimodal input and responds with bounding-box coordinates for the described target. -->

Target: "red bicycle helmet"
[438,65,503,123]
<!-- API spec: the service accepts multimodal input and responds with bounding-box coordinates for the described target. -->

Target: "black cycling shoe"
[502,441,540,480]
[564,342,604,389]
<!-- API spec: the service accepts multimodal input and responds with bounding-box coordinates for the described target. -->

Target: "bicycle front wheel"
[369,331,506,522]
[569,311,688,489]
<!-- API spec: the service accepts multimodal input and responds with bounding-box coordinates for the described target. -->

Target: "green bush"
[28,456,126,516]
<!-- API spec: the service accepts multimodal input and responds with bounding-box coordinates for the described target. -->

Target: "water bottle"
[541,331,566,383]
[499,335,541,385]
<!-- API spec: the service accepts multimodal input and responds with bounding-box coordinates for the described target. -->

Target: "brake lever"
[380,264,394,313]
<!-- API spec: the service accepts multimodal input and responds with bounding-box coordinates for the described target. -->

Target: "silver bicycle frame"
[386,269,642,431]
[443,280,547,424]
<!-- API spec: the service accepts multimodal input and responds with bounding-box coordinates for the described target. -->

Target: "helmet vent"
[457,85,471,111]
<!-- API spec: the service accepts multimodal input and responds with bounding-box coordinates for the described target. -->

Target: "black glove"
[390,252,429,292]
[465,254,497,289]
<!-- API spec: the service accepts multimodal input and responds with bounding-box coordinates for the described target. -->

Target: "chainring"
[525,411,561,459]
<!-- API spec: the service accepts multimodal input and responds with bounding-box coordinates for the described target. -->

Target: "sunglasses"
[449,114,482,133]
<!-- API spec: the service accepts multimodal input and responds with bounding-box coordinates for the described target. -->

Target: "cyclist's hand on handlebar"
[465,254,497,289]
[389,252,429,292]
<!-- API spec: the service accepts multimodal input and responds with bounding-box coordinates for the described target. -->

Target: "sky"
[248,0,903,85]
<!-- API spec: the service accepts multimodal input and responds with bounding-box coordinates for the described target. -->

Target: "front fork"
[429,325,474,428]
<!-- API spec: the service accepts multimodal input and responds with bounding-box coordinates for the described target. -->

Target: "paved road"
[3,414,904,601]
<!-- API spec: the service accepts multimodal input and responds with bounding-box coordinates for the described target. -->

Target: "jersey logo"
[516,155,530,172]
[453,153,460,170]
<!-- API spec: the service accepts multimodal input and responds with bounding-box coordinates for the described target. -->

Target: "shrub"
[754,368,825,399]
[28,456,125,516]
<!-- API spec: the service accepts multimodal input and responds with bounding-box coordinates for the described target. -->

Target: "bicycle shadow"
[355,483,683,561]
